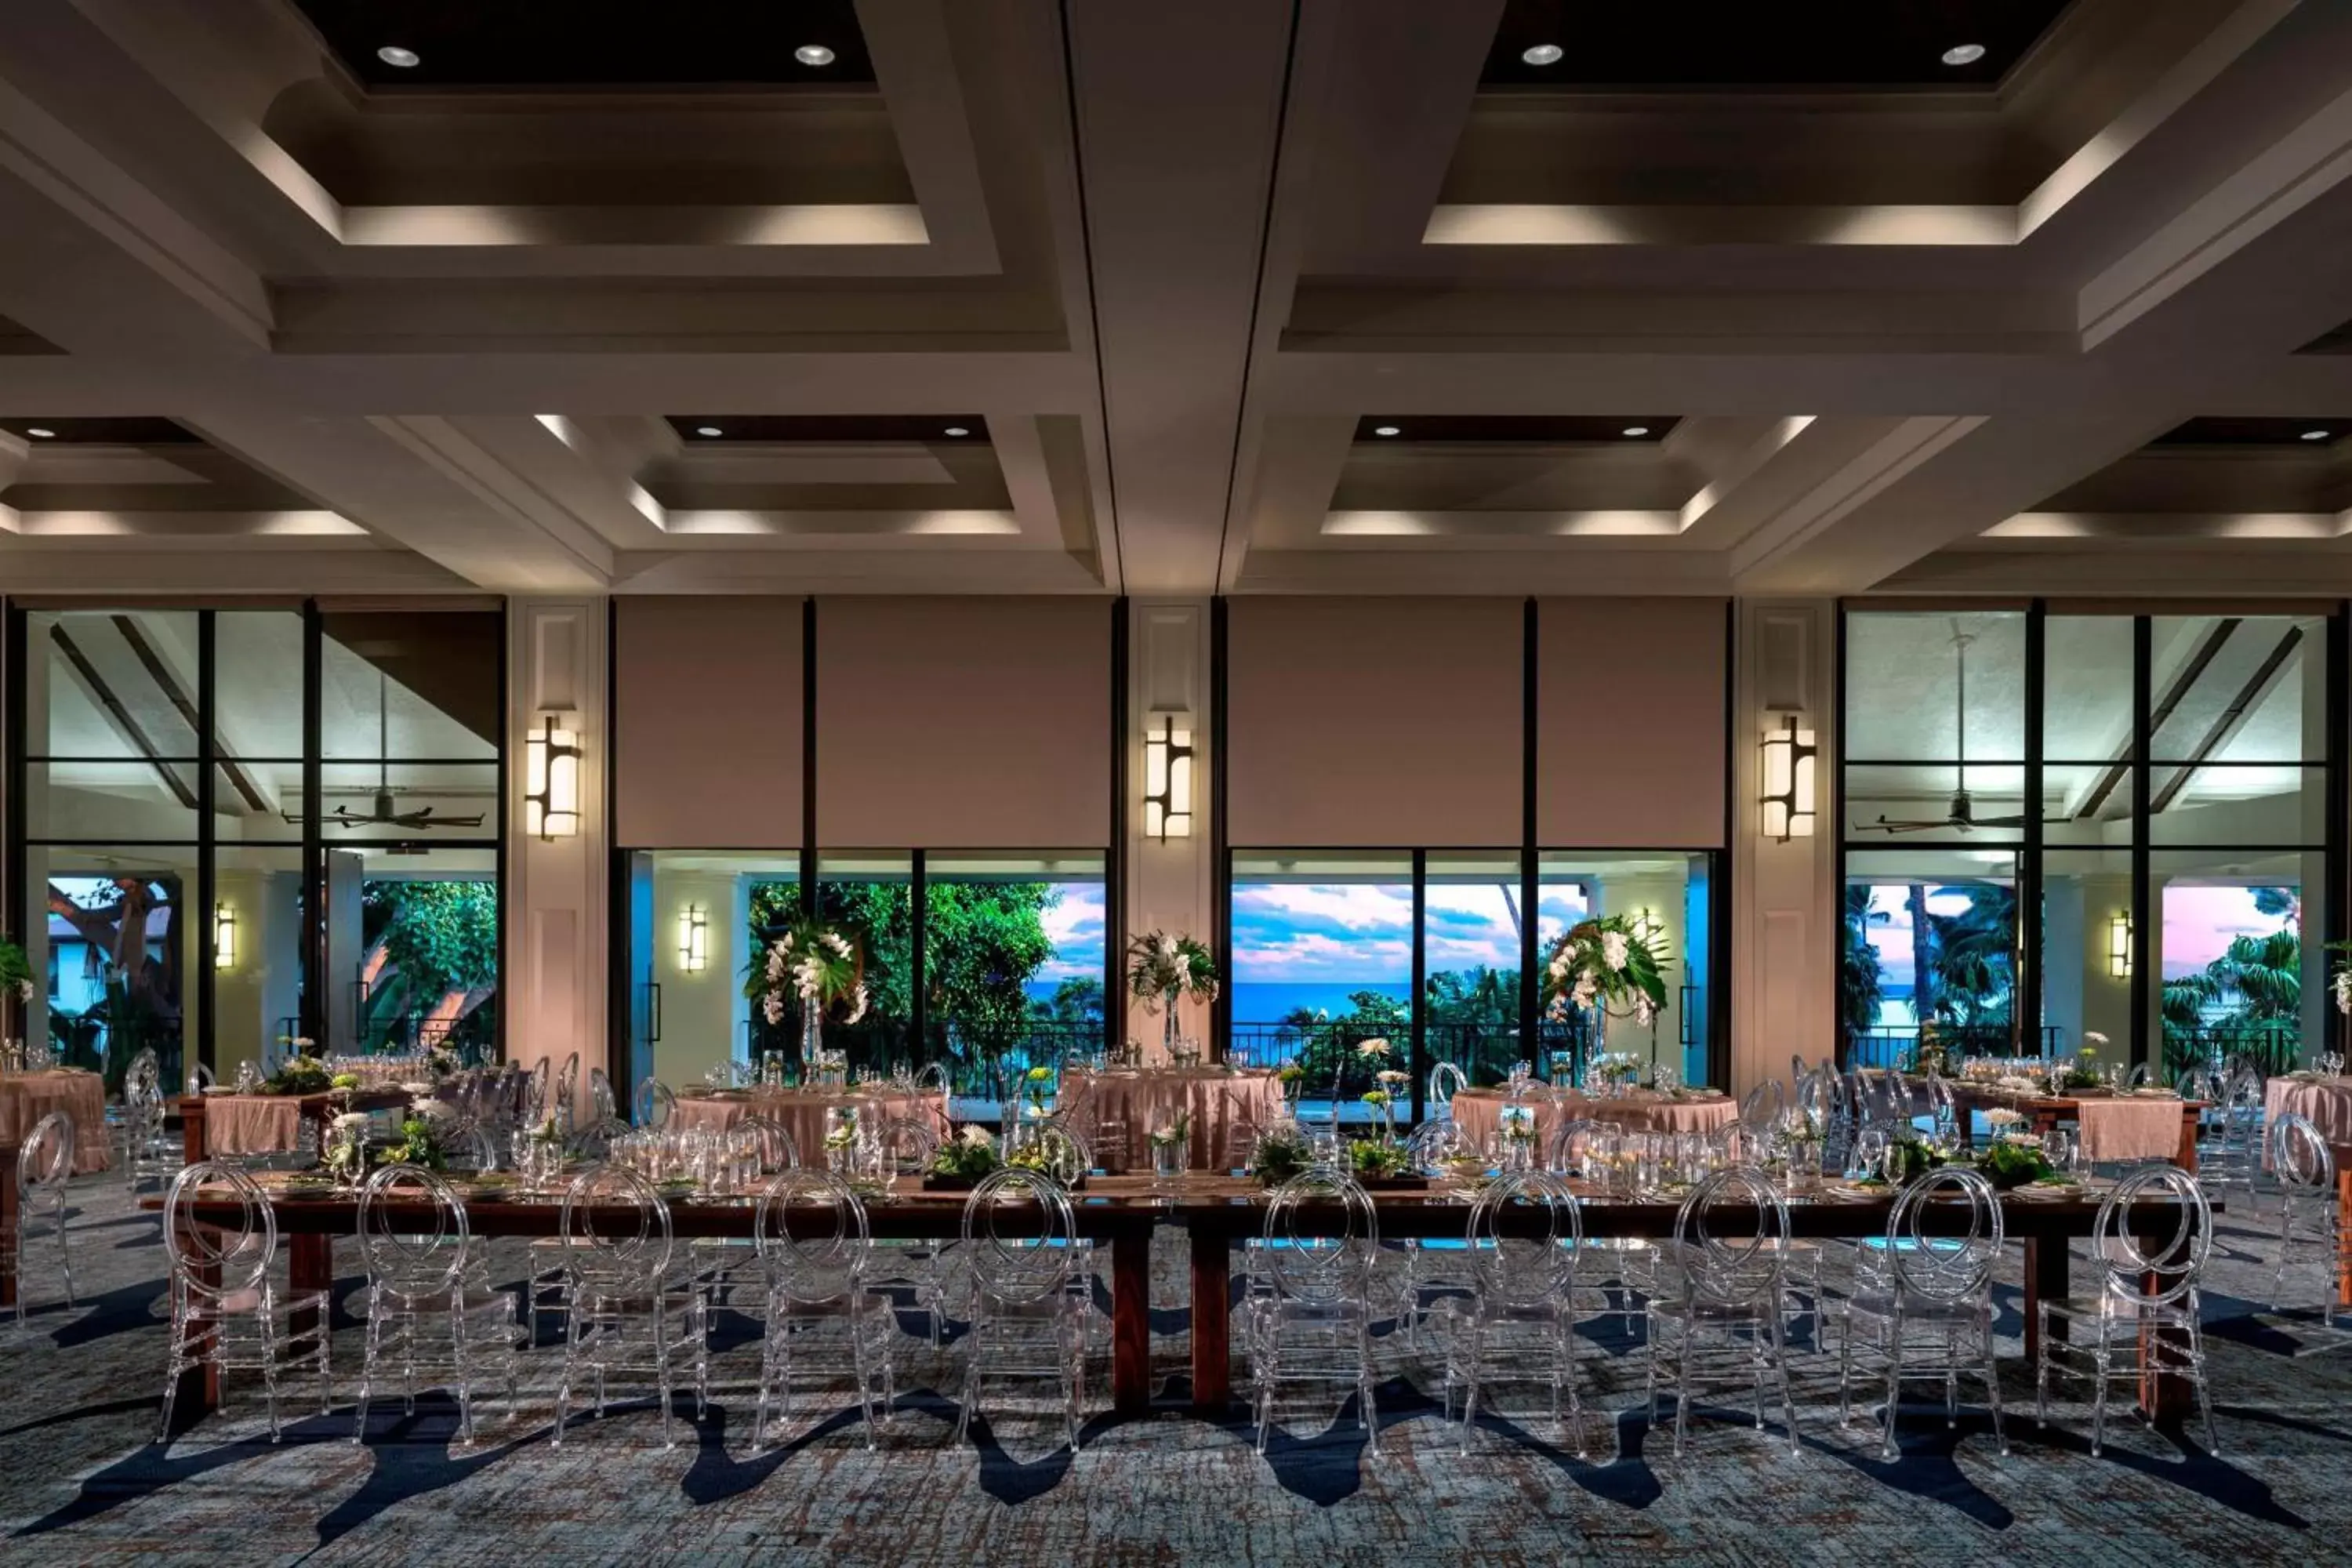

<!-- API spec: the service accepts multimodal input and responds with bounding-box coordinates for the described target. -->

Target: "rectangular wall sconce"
[1759,713,1817,842]
[1143,713,1194,840]
[524,712,582,840]
[213,902,236,971]
[2108,910,2132,978]
[679,904,709,974]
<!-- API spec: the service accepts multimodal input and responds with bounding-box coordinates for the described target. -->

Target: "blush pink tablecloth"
[1452,1087,1739,1152]
[0,1069,111,1174]
[2267,1076,2352,1150]
[1060,1068,1283,1173]
[203,1094,306,1156]
[2072,1096,2188,1163]
[670,1087,948,1161]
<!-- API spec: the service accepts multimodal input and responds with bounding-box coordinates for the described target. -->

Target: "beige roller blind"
[1537,597,1726,847]
[1227,598,1522,846]
[816,597,1109,848]
[615,596,804,848]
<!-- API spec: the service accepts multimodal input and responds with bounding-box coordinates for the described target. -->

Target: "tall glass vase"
[1161,989,1181,1063]
[799,1007,822,1083]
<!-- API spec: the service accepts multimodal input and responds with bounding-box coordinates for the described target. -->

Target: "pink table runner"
[203,1094,304,1156]
[670,1087,947,1162]
[1060,1068,1283,1173]
[0,1069,111,1174]
[2073,1096,2187,1163]
[2267,1076,2352,1149]
[1452,1087,1738,1152]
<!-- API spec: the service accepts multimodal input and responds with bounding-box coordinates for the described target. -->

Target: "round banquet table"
[2267,1075,2352,1152]
[0,1069,111,1174]
[668,1086,948,1160]
[1450,1085,1738,1152]
[1060,1067,1283,1173]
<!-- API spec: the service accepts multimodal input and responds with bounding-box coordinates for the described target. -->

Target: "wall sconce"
[679,904,708,975]
[1759,713,1817,842]
[524,712,582,840]
[1143,714,1194,840]
[213,902,236,971]
[2107,910,2133,979]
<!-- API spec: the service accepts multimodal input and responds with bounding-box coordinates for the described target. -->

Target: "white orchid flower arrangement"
[744,916,869,1028]
[1126,929,1218,1011]
[1541,915,1671,1026]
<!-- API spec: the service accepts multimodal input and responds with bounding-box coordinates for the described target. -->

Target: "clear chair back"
[2093,1164,2211,1310]
[1886,1166,2002,1305]
[960,1168,1076,1305]
[589,1066,619,1122]
[1672,1165,1789,1305]
[1739,1080,1786,1131]
[742,1113,802,1172]
[19,1110,74,1199]
[357,1163,472,1294]
[633,1076,677,1129]
[556,1049,581,1110]
[163,1162,277,1301]
[1261,1168,1378,1306]
[754,1167,870,1306]
[1025,1120,1093,1185]
[1465,1170,1580,1310]
[2271,1112,2334,1194]
[558,1163,674,1287]
[1427,1062,1468,1115]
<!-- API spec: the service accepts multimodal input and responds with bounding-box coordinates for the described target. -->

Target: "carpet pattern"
[3,1176,2350,1566]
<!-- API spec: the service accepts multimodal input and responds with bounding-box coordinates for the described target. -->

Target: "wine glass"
[1852,1127,1889,1182]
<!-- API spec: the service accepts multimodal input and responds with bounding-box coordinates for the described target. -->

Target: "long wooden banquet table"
[154,1170,2209,1429]
[1948,1087,2205,1171]
[177,1087,412,1163]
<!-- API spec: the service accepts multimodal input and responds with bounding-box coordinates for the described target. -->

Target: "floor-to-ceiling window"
[1537,851,1715,1087]
[10,601,505,1089]
[1840,602,2343,1075]
[1229,852,1414,1124]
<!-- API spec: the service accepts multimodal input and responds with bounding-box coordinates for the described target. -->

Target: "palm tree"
[1904,884,1936,1024]
[1841,886,1886,1058]
[1926,884,2017,1040]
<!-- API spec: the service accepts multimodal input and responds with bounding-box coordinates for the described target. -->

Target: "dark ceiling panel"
[1481,1,2071,89]
[0,418,200,445]
[2151,418,2345,449]
[666,416,990,444]
[292,0,876,89]
[1352,416,1678,444]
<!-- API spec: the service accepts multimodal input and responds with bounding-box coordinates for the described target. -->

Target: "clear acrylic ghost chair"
[1739,1080,1787,1134]
[866,1116,949,1345]
[1548,1120,1656,1338]
[1427,1062,1469,1123]
[1923,1072,1960,1143]
[1436,1171,1585,1456]
[1246,1168,1382,1454]
[1646,1165,1800,1457]
[750,1168,897,1451]
[2038,1163,2220,1454]
[554,1050,582,1134]
[2200,1066,2267,1212]
[632,1076,677,1130]
[588,1067,619,1123]
[566,1115,631,1163]
[158,1162,332,1442]
[14,1111,76,1327]
[551,1163,708,1449]
[2267,1113,2340,1324]
[1398,1118,1484,1347]
[1836,1166,2008,1459]
[185,1061,216,1095]
[442,1124,499,1174]
[352,1163,524,1446]
[953,1169,1088,1453]
[122,1073,173,1194]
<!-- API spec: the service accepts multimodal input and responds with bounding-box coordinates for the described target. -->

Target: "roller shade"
[615,596,803,848]
[1537,597,1726,847]
[1227,598,1521,846]
[815,597,1109,848]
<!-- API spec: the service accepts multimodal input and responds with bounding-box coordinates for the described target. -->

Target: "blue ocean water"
[1025,979,1411,1022]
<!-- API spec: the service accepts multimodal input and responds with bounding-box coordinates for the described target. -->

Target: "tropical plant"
[1841,886,1886,1053]
[1126,929,1218,1008]
[1540,915,1671,1024]
[2161,926,2303,1078]
[1922,883,2017,1033]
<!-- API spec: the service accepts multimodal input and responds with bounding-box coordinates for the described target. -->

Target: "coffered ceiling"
[0,0,2350,599]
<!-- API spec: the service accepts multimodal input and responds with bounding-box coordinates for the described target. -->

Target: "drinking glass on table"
[1851,1127,1889,1182]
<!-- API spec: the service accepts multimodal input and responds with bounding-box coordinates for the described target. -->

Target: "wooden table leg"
[1111,1229,1150,1415]
[180,1095,207,1167]
[2024,1234,2068,1363]
[0,1141,19,1310]
[2337,1165,2352,1310]
[2175,1107,2200,1174]
[1189,1228,1231,1416]
[2137,1234,2190,1425]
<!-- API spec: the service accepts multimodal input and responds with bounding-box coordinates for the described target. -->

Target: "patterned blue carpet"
[3,1177,2349,1566]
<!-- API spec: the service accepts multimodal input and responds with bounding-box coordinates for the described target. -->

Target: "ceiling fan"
[1857,620,2029,836]
[281,672,485,832]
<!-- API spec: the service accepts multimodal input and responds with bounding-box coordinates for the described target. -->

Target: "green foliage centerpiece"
[1541,916,1672,1083]
[1249,1122,1312,1187]
[745,916,869,1079]
[1127,930,1218,1064]
[927,1123,1002,1189]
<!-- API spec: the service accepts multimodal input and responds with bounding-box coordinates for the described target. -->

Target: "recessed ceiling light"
[24,426,54,439]
[1940,43,1987,67]
[2303,428,2332,441]
[1521,43,1563,67]
[695,426,722,437]
[1373,425,1401,437]
[793,44,836,67]
[1621,425,1650,437]
[376,45,420,68]
[943,426,970,437]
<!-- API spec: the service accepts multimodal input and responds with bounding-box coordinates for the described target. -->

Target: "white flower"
[1356,1039,1391,1059]
[821,931,851,958]
[762,995,785,1026]
[1984,1108,2024,1129]
[2083,1032,2109,1046]
[411,1097,455,1123]
[13,978,33,1002]
[1571,971,1599,1008]
[1375,1069,1407,1086]
[2336,971,2352,1017]
[957,1123,993,1150]
[1602,931,1631,973]
[1159,932,1179,960]
[844,985,869,1025]
[1547,956,1568,981]
[776,931,794,951]
[330,1111,372,1132]
[1632,994,1656,1028]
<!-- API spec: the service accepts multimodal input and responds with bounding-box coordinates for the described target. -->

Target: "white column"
[507,597,608,1122]
[1732,599,1837,1098]
[1128,600,1213,1060]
